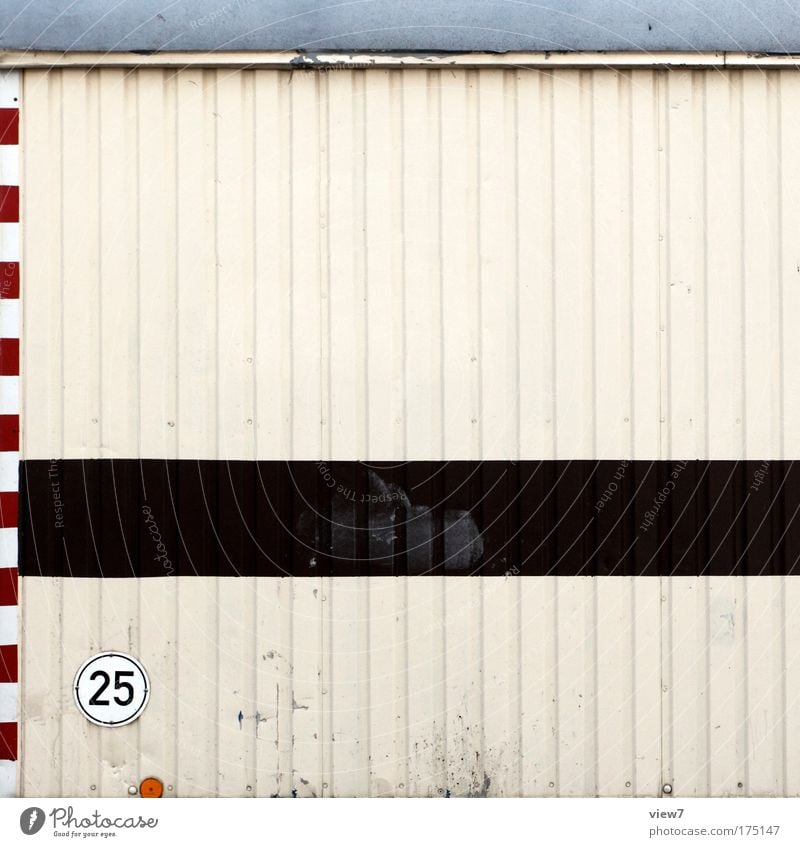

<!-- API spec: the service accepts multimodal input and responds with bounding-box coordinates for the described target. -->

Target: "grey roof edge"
[2,0,800,54]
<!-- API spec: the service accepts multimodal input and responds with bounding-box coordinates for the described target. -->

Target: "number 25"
[88,670,135,706]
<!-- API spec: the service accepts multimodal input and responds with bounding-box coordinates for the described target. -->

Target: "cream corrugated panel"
[17,67,799,796]
[657,70,795,797]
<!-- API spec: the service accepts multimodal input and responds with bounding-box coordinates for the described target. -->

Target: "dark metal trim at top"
[2,0,800,55]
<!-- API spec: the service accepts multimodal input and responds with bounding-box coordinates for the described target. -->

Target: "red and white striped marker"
[0,69,19,799]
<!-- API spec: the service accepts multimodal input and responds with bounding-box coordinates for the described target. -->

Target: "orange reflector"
[139,777,163,798]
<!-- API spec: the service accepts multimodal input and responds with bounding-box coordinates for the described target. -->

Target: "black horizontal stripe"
[18,459,798,577]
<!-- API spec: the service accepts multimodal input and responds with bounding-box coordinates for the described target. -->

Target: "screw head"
[662,783,673,795]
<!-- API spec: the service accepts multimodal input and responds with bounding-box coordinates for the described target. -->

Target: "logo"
[19,808,45,836]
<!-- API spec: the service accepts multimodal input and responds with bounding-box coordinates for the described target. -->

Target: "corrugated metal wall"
[18,66,800,796]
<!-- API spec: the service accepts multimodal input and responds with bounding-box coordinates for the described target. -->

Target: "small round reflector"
[139,777,163,798]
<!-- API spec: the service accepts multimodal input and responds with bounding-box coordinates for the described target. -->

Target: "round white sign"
[73,652,150,727]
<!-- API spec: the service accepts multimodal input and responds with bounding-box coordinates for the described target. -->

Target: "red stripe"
[0,263,19,299]
[0,494,17,530]
[0,110,18,146]
[0,186,18,223]
[0,722,17,760]
[0,104,19,783]
[0,568,17,605]
[0,645,16,683]
[0,339,18,376]
[0,416,18,452]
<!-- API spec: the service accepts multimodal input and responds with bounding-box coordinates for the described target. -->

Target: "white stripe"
[0,605,16,646]
[0,529,17,568]
[0,147,18,186]
[0,72,18,109]
[0,453,18,491]
[0,300,19,338]
[0,223,19,262]
[0,377,18,414]
[0,760,15,797]
[0,683,16,722]
[0,300,19,339]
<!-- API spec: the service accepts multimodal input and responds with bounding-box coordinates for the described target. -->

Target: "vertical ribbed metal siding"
[17,66,800,797]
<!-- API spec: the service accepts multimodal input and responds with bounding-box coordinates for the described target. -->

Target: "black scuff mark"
[295,469,484,574]
[288,50,517,71]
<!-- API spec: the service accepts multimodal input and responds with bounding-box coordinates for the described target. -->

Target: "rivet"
[167,785,173,792]
[90,785,96,791]
[662,783,673,795]
[128,785,138,795]
[246,785,252,792]
[625,781,631,788]
[548,781,554,788]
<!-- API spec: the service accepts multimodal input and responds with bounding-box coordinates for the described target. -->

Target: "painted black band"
[19,459,796,577]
